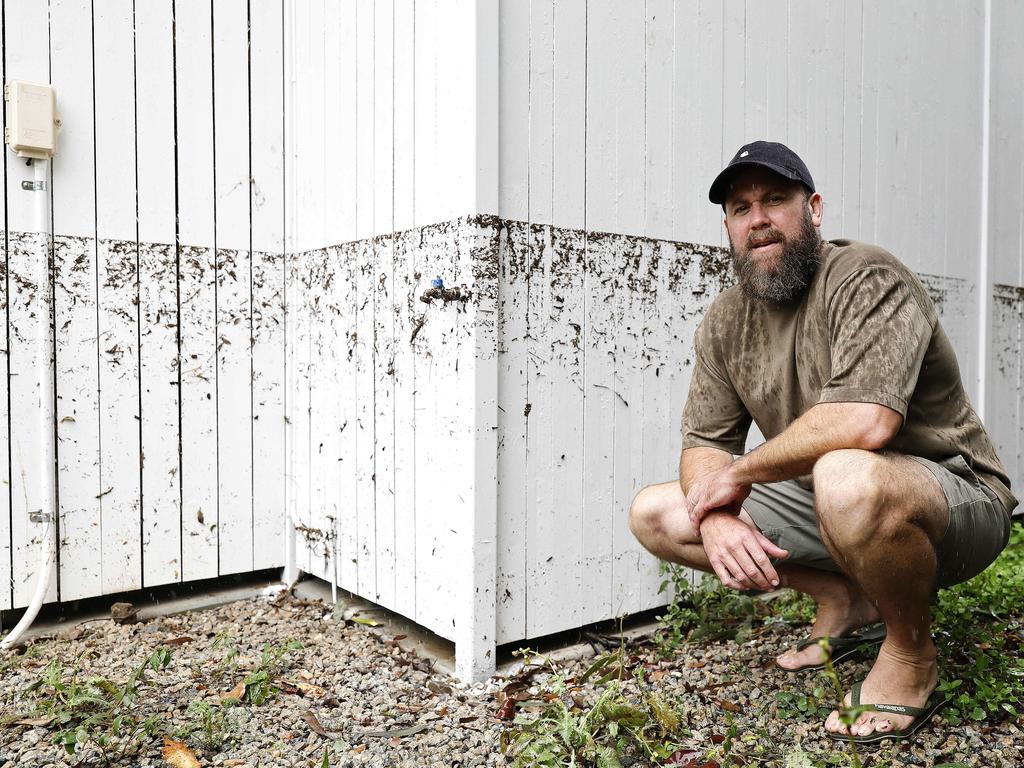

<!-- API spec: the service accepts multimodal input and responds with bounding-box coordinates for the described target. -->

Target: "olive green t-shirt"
[681,238,1017,515]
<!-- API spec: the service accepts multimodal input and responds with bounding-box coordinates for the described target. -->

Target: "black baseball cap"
[708,141,815,205]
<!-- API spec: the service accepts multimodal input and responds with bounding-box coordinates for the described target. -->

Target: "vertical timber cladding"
[495,221,732,646]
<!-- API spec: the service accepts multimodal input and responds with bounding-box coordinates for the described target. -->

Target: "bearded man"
[629,141,1016,743]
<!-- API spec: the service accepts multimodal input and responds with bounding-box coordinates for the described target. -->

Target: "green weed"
[243,639,304,706]
[174,698,238,751]
[933,522,1024,724]
[22,647,172,755]
[500,649,689,767]
[655,563,814,655]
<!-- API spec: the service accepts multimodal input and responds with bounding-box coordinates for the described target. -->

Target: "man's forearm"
[727,401,901,486]
[679,446,734,494]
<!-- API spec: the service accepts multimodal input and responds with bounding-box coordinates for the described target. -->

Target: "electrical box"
[4,80,59,159]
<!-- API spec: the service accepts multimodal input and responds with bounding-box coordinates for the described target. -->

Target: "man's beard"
[729,210,822,305]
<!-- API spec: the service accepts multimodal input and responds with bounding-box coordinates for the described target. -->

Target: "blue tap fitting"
[431,278,444,289]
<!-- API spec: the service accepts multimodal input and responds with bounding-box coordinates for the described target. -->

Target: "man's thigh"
[744,452,1010,587]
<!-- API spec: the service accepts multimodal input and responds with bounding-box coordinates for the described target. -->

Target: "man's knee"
[628,484,663,543]
[813,449,888,542]
[628,482,694,553]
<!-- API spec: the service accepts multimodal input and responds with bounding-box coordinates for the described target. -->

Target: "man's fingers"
[732,548,771,591]
[756,531,789,560]
[718,551,753,590]
[743,542,780,589]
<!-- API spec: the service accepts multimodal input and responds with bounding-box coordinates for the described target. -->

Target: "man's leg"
[628,481,880,668]
[812,449,948,738]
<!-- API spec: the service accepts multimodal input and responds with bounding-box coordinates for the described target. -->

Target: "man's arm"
[728,400,902,485]
[687,400,902,527]
[679,445,733,495]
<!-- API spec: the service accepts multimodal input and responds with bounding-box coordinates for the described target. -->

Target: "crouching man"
[629,141,1015,744]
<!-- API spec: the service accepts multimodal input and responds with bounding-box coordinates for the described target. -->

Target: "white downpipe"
[280,0,299,590]
[1,159,57,650]
[976,0,993,420]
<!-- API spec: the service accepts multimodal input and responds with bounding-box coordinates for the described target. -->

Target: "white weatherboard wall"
[3,0,1024,682]
[1,0,287,612]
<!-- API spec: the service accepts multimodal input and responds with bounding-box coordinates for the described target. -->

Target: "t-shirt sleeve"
[681,344,752,455]
[818,266,932,418]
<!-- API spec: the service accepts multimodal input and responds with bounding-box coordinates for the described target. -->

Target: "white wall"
[3,0,1022,681]
[1,0,286,611]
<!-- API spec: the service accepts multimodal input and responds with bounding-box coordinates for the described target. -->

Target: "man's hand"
[699,512,789,591]
[685,464,752,529]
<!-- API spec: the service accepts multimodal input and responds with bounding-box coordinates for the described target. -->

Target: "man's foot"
[824,641,939,738]
[775,590,881,670]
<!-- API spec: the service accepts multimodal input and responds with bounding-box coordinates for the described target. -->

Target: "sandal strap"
[849,681,934,718]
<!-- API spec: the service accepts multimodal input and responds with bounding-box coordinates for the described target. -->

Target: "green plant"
[655,564,814,655]
[175,698,238,750]
[500,649,689,768]
[933,522,1024,724]
[23,647,172,755]
[243,639,303,706]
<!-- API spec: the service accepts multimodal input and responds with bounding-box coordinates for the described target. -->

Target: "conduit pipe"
[1,158,57,650]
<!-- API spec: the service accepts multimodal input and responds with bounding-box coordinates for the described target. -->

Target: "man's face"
[723,167,824,305]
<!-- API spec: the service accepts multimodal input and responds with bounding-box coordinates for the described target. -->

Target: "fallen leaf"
[664,749,700,766]
[15,716,53,727]
[220,681,246,702]
[351,744,366,754]
[164,636,193,646]
[496,698,517,721]
[360,723,428,738]
[352,617,379,627]
[712,697,742,714]
[458,716,476,723]
[426,680,452,695]
[650,669,666,682]
[287,679,327,698]
[302,710,330,737]
[388,736,401,747]
[162,737,201,768]
[710,733,725,744]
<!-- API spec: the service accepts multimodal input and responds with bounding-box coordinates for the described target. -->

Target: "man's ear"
[808,192,824,227]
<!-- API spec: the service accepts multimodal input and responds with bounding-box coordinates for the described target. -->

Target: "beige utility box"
[4,80,59,159]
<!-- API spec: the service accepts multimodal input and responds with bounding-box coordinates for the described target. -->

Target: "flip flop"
[825,679,947,745]
[775,623,886,673]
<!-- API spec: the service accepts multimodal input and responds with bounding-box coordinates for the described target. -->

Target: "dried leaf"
[710,733,725,745]
[162,737,201,768]
[15,716,53,727]
[302,710,330,737]
[285,679,327,698]
[712,697,742,714]
[221,681,246,702]
[664,749,700,767]
[388,736,401,747]
[165,636,194,646]
[360,723,428,738]
[351,617,379,627]
[351,744,366,754]
[426,680,452,695]
[496,698,517,721]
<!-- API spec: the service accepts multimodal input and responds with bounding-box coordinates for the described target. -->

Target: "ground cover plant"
[648,521,1024,766]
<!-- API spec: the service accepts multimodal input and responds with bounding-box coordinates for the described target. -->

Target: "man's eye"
[733,205,748,215]
[768,195,784,204]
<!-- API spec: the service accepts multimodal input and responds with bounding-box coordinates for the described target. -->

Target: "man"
[629,141,1015,743]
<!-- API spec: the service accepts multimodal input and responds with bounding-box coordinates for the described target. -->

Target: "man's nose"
[748,202,771,228]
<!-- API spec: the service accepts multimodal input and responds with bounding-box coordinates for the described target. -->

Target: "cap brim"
[707,160,806,205]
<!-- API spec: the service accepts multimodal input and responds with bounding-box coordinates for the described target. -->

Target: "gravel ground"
[0,591,1021,767]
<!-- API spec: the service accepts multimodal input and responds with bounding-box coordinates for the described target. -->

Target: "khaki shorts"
[743,454,1011,588]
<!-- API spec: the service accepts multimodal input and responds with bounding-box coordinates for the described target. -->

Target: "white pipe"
[280,0,299,590]
[976,0,993,420]
[1,159,57,650]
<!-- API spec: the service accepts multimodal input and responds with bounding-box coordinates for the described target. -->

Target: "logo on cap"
[740,151,749,157]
